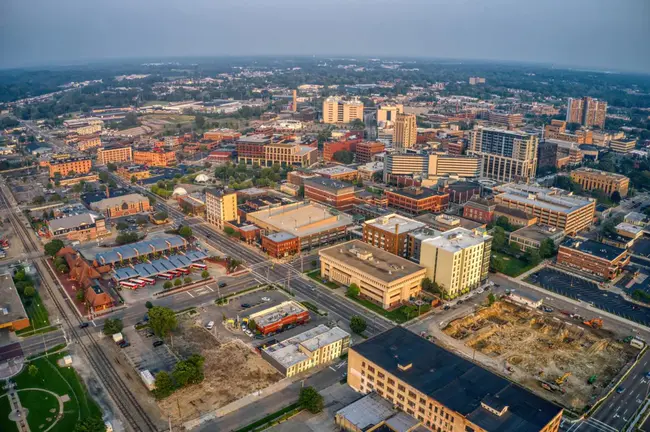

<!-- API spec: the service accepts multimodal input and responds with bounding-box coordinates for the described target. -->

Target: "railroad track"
[0,183,159,432]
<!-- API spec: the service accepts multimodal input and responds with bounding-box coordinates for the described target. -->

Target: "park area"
[0,352,102,432]
[443,301,636,412]
[490,250,538,277]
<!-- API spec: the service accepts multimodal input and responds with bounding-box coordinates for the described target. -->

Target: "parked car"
[443,305,451,311]
[218,282,227,288]
[241,303,251,309]
[261,297,271,302]
[206,321,215,330]
[79,322,89,329]
[616,387,625,394]
[153,341,164,347]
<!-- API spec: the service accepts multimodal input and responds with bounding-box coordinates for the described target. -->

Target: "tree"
[223,226,236,236]
[490,256,505,273]
[525,249,541,265]
[299,387,324,414]
[611,191,622,205]
[349,118,365,130]
[116,221,128,231]
[184,276,192,284]
[148,306,178,337]
[44,239,64,256]
[495,216,514,232]
[32,195,45,205]
[487,293,496,305]
[174,278,182,287]
[145,301,154,309]
[74,417,106,432]
[247,319,257,332]
[347,283,360,297]
[195,114,206,129]
[332,150,354,164]
[131,175,137,184]
[106,163,117,172]
[154,211,168,221]
[163,281,173,289]
[311,260,317,268]
[103,318,123,335]
[116,232,139,245]
[421,277,441,295]
[153,371,175,399]
[539,238,556,259]
[178,225,193,239]
[76,289,85,302]
[350,315,367,334]
[136,215,149,226]
[491,227,507,250]
[172,354,205,387]
[28,364,38,377]
[23,285,36,297]
[201,270,210,279]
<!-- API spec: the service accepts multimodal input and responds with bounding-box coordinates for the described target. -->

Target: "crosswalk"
[562,417,619,432]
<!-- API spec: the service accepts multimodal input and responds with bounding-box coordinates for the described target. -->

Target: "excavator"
[555,372,572,386]
[583,318,604,329]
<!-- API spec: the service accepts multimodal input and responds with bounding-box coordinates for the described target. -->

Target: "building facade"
[205,188,237,229]
[133,149,176,167]
[262,232,301,258]
[570,168,630,197]
[393,113,417,150]
[469,127,538,182]
[362,214,426,258]
[377,104,403,126]
[49,157,92,177]
[463,196,496,223]
[385,187,449,214]
[323,97,364,124]
[97,146,133,165]
[557,238,629,280]
[487,111,524,128]
[90,193,151,218]
[304,177,357,211]
[566,97,607,129]
[609,139,637,154]
[47,213,108,242]
[356,141,385,164]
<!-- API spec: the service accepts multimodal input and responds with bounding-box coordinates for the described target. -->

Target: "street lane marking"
[206,286,214,292]
[187,292,194,298]
[587,418,618,432]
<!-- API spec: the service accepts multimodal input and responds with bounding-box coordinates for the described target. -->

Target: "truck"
[112,332,124,344]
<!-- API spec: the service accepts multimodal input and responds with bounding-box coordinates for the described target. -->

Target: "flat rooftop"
[573,167,628,180]
[304,177,355,193]
[510,225,564,242]
[248,301,308,329]
[387,187,447,200]
[90,193,148,211]
[625,212,647,224]
[263,324,349,368]
[351,327,562,432]
[365,214,425,234]
[335,393,397,431]
[561,238,627,261]
[48,212,101,233]
[265,231,297,242]
[0,273,29,326]
[415,213,484,231]
[615,222,643,236]
[247,202,354,238]
[422,227,488,253]
[496,183,594,214]
[319,240,425,283]
[313,165,358,176]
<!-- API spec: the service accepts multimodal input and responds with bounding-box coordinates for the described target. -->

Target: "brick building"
[304,177,357,211]
[385,187,449,214]
[90,193,151,218]
[133,149,176,167]
[49,157,92,177]
[262,232,301,258]
[557,238,629,280]
[362,214,425,258]
[570,168,630,197]
[97,146,133,165]
[323,138,362,162]
[355,141,385,164]
[313,165,358,181]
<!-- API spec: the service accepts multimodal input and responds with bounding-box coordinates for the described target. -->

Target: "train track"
[0,183,159,432]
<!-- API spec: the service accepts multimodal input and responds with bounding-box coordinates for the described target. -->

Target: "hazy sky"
[1,0,649,73]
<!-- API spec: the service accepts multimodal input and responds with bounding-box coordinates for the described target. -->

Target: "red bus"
[139,277,156,285]
[130,279,147,288]
[157,273,174,280]
[191,263,207,271]
[167,270,181,277]
[177,268,190,275]
[120,281,138,289]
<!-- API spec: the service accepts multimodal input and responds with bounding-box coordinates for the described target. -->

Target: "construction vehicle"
[583,318,603,329]
[555,372,571,386]
[588,375,598,385]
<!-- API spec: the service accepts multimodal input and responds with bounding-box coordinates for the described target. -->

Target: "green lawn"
[19,389,59,431]
[15,292,50,336]
[492,251,537,277]
[306,271,339,289]
[0,394,18,432]
[346,295,430,324]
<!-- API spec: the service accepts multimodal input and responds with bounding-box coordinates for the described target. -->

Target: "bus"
[130,279,147,288]
[191,263,207,271]
[177,268,190,275]
[157,273,174,280]
[167,270,180,277]
[139,277,156,286]
[120,281,138,289]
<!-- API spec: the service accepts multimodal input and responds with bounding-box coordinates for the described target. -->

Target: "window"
[387,388,394,395]
[408,391,417,399]
[420,398,426,404]
[397,394,405,401]
[398,384,406,392]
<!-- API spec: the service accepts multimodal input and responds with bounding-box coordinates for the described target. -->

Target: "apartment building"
[117,166,150,182]
[463,196,496,224]
[385,187,449,214]
[566,97,607,129]
[420,227,492,298]
[487,111,524,128]
[90,193,151,218]
[570,168,630,197]
[97,146,133,165]
[469,127,538,182]
[356,141,385,163]
[304,177,356,211]
[377,104,403,126]
[383,153,427,182]
[383,153,480,183]
[362,214,426,258]
[610,138,637,154]
[393,113,417,150]
[205,188,237,229]
[544,120,593,144]
[261,325,350,377]
[74,124,102,135]
[77,135,102,152]
[49,157,92,178]
[348,327,563,432]
[236,138,317,167]
[557,238,629,280]
[133,149,176,167]
[319,240,426,310]
[203,128,241,142]
[494,183,596,235]
[323,97,364,124]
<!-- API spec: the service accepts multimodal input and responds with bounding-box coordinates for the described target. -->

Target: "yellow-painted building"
[393,113,417,150]
[205,188,237,229]
[323,97,364,124]
[570,168,629,197]
[377,104,403,126]
[97,146,133,165]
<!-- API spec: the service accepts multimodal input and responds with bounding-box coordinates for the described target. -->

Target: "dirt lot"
[115,114,194,137]
[444,301,636,411]
[158,315,282,422]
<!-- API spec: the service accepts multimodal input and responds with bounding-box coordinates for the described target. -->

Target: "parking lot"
[527,268,650,326]
[632,238,650,259]
[119,327,179,374]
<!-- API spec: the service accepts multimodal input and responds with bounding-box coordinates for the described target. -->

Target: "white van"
[206,321,215,330]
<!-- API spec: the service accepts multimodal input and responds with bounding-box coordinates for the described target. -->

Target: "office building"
[377,104,404,126]
[247,201,354,250]
[557,238,629,280]
[133,149,176,167]
[356,141,385,164]
[509,225,564,252]
[117,166,150,182]
[348,327,563,432]
[393,114,417,150]
[385,187,449,214]
[570,168,630,197]
[47,213,108,242]
[415,213,485,233]
[236,138,317,167]
[323,97,364,124]
[319,240,426,309]
[0,273,31,332]
[77,135,102,152]
[469,127,538,182]
[261,232,300,258]
[544,120,592,144]
[90,193,151,218]
[420,228,492,297]
[261,325,350,377]
[494,183,596,235]
[97,146,133,165]
[247,301,310,335]
[362,214,426,258]
[313,165,359,181]
[463,196,496,224]
[609,138,637,154]
[537,140,559,172]
[304,177,357,211]
[383,153,481,183]
[383,154,427,182]
[203,128,241,142]
[487,111,524,128]
[205,188,237,229]
[469,76,486,85]
[494,205,538,227]
[357,162,384,181]
[48,157,92,178]
[566,97,607,129]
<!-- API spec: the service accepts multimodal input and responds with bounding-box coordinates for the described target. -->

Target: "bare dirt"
[158,316,282,423]
[444,301,636,411]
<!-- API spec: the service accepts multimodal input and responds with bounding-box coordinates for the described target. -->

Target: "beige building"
[264,143,317,167]
[205,188,237,229]
[323,97,364,124]
[566,97,607,129]
[609,138,637,154]
[419,228,491,298]
[570,168,630,197]
[319,240,426,310]
[97,146,133,165]
[392,113,417,150]
[377,104,403,126]
[261,325,350,377]
[469,127,538,182]
[74,124,102,135]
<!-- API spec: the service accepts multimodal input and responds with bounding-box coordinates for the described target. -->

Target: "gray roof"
[335,393,396,430]
[91,193,148,211]
[48,212,100,234]
[112,250,207,280]
[265,231,297,243]
[96,235,187,265]
[0,273,29,326]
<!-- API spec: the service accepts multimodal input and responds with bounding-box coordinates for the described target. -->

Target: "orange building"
[355,141,385,164]
[203,129,241,142]
[97,146,133,165]
[133,149,176,167]
[385,187,449,214]
[262,232,301,258]
[49,157,92,177]
[77,135,102,151]
[323,137,362,162]
[90,193,151,218]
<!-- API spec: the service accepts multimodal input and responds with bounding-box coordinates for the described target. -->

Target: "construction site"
[157,316,282,423]
[443,301,637,411]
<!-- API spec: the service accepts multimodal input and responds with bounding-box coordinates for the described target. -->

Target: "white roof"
[365,214,425,234]
[194,173,209,182]
[422,227,488,253]
[172,187,188,196]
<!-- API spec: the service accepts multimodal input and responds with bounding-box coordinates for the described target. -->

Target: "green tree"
[76,289,85,302]
[491,227,507,250]
[106,163,117,172]
[299,387,324,414]
[490,256,505,273]
[153,371,175,399]
[495,216,514,231]
[178,225,193,238]
[195,114,206,129]
[539,238,556,259]
[148,306,178,337]
[23,285,36,297]
[350,315,367,334]
[74,417,106,432]
[103,318,123,335]
[136,215,149,226]
[172,354,205,387]
[131,175,137,184]
[184,276,192,284]
[145,301,154,309]
[349,118,365,129]
[163,281,173,289]
[116,221,128,231]
[44,239,64,256]
[311,260,317,268]
[28,364,38,377]
[487,293,497,305]
[174,278,182,287]
[347,283,360,297]
[332,150,354,164]
[526,249,542,265]
[201,270,210,279]
[223,226,236,236]
[611,191,622,205]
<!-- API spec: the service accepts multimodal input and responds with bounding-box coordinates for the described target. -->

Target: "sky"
[1,0,649,73]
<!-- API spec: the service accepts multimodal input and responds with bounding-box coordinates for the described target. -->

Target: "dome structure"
[172,187,188,196]
[195,174,209,183]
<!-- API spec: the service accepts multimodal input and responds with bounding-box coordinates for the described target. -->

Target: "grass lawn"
[8,352,102,432]
[346,295,430,324]
[306,271,339,289]
[19,390,59,431]
[492,251,537,277]
[0,394,18,432]
[15,292,50,336]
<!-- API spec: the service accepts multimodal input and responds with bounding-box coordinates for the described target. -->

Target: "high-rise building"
[544,120,593,144]
[468,127,538,182]
[205,189,237,229]
[322,97,364,124]
[392,113,417,150]
[566,97,607,129]
[292,89,298,112]
[377,104,403,126]
[355,141,385,164]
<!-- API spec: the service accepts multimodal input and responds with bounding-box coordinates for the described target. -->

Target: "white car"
[261,297,271,302]
[206,321,214,330]
[477,288,484,294]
